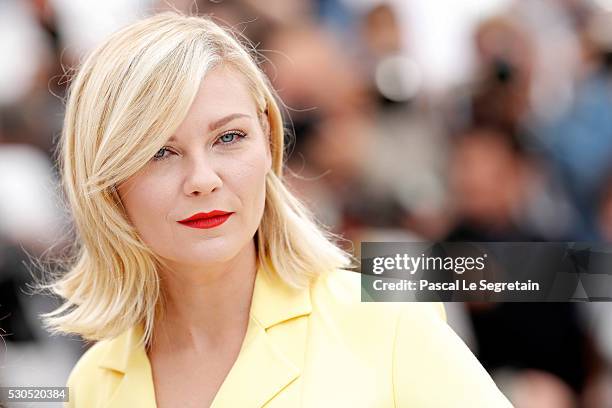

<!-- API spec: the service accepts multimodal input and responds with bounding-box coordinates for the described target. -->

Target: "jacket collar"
[97,263,313,407]
[249,262,312,329]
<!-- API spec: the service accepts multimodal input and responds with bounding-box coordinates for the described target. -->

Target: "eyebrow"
[209,113,251,131]
[168,113,251,142]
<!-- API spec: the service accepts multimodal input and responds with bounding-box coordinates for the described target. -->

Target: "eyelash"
[152,130,247,161]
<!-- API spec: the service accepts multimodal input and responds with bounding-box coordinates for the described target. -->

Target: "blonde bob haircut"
[41,12,354,346]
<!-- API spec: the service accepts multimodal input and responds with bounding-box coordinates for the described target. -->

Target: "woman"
[43,12,513,407]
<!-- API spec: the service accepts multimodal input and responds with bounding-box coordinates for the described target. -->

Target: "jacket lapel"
[208,315,300,407]
[210,264,312,407]
[97,263,312,408]
[101,323,157,407]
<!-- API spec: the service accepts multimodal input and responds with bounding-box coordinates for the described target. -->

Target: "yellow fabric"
[65,267,514,407]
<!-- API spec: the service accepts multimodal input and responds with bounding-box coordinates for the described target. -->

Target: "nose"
[182,155,223,197]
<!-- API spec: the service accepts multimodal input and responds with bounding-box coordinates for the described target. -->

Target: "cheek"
[118,170,177,245]
[225,148,269,212]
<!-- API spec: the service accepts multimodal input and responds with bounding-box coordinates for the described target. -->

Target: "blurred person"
[41,12,513,407]
[354,3,454,241]
[446,12,576,233]
[458,4,585,240]
[444,126,593,402]
[465,16,535,136]
[461,0,581,130]
[447,126,546,241]
[529,9,612,241]
[473,0,605,240]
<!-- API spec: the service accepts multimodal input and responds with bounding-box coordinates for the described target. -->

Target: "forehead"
[171,65,259,139]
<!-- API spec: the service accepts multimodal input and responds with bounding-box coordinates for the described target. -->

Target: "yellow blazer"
[66,267,513,407]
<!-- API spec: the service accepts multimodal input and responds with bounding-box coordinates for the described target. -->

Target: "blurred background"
[3,0,612,406]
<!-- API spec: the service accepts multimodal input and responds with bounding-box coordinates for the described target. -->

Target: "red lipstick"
[177,210,233,229]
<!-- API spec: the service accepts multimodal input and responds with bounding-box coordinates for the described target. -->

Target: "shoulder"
[307,269,448,355]
[392,308,513,406]
[66,327,137,408]
[309,268,446,324]
[67,340,110,384]
[65,339,114,406]
[309,270,512,406]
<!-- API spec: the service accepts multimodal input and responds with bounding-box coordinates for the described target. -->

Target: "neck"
[151,240,258,354]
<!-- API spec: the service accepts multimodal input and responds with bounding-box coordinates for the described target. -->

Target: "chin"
[187,238,247,263]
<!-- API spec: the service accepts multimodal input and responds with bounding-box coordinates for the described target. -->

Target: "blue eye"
[152,131,245,162]
[216,131,246,145]
[152,147,173,161]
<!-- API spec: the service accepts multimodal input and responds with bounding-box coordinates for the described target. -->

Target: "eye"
[152,147,174,161]
[216,130,246,145]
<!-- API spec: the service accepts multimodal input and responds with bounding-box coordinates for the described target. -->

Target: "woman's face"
[117,66,271,271]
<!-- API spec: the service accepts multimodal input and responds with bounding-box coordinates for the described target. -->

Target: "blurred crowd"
[3,0,612,406]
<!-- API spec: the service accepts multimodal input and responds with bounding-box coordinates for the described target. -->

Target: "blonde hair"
[41,12,354,346]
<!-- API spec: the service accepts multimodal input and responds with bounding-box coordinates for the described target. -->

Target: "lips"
[178,210,231,222]
[177,210,233,229]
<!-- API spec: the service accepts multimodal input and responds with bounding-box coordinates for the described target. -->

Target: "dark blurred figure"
[444,126,594,406]
[0,238,36,343]
[446,126,569,241]
[469,17,535,136]
[446,127,531,241]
